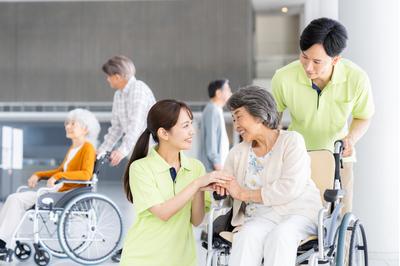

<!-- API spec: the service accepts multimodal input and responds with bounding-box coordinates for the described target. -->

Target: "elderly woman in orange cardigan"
[0,108,100,261]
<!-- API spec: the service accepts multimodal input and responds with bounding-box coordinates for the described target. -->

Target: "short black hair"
[207,79,229,98]
[300,18,348,57]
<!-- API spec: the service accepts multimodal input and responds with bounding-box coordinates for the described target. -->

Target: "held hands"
[197,171,244,200]
[27,174,40,188]
[216,178,244,200]
[196,171,232,194]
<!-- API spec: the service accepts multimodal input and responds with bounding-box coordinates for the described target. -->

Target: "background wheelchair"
[203,140,368,266]
[8,153,123,266]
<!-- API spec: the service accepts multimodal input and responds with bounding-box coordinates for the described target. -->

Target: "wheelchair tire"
[33,248,51,266]
[58,193,123,265]
[14,242,31,261]
[349,220,368,266]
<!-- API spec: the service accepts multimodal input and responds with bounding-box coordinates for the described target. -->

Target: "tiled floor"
[0,181,207,265]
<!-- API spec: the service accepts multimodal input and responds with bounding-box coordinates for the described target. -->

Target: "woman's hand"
[47,177,57,188]
[27,174,39,188]
[195,171,232,191]
[219,178,244,200]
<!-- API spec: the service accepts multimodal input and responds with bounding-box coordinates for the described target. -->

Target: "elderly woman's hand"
[219,178,244,201]
[27,174,40,188]
[195,171,232,191]
[47,177,57,188]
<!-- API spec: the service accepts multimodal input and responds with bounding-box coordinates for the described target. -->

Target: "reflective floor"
[0,181,207,265]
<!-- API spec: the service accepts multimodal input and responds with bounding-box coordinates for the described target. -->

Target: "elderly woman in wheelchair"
[206,86,368,266]
[208,86,322,266]
[0,108,123,265]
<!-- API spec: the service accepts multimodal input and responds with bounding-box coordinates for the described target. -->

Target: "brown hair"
[123,99,193,203]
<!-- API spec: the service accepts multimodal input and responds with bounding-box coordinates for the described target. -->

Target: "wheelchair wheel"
[37,211,67,258]
[14,242,31,261]
[33,248,51,266]
[349,220,368,266]
[58,193,123,265]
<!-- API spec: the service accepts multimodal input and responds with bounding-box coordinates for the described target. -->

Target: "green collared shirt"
[120,147,207,266]
[272,59,375,155]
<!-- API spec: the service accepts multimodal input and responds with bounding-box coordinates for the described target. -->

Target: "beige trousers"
[0,191,37,247]
[340,162,354,214]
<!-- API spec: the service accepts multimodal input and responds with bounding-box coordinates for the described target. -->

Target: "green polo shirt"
[120,147,207,266]
[272,59,374,155]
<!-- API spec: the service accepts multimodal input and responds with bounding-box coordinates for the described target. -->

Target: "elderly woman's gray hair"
[66,109,101,147]
[102,55,136,80]
[227,86,279,129]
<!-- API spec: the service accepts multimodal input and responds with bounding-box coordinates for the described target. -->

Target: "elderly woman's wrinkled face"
[64,120,89,140]
[232,107,263,142]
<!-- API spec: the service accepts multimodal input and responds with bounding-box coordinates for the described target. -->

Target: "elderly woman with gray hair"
[0,108,100,261]
[216,86,322,266]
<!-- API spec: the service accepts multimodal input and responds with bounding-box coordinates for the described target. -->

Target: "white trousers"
[0,191,38,247]
[229,210,316,266]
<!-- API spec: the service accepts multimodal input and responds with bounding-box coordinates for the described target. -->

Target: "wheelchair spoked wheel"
[14,242,32,261]
[336,213,368,266]
[58,193,123,265]
[349,220,368,266]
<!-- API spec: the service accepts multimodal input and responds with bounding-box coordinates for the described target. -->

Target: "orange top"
[34,142,96,192]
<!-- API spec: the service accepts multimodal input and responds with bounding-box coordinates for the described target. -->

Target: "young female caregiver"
[120,99,230,266]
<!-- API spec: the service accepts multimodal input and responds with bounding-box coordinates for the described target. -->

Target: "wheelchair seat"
[36,187,93,210]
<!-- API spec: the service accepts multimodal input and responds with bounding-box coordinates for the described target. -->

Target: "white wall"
[339,0,399,265]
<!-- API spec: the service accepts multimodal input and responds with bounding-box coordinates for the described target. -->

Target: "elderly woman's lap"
[229,214,315,266]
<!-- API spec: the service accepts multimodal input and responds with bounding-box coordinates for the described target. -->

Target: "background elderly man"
[98,55,156,166]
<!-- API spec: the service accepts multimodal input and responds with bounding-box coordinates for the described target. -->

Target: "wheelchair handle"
[333,140,344,181]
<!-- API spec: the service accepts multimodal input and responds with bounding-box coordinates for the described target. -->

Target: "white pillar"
[339,0,399,265]
[302,0,338,29]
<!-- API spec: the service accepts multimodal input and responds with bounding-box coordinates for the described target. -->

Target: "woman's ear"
[157,128,169,141]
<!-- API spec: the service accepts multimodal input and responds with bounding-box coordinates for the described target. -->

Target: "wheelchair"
[8,153,123,266]
[203,140,368,266]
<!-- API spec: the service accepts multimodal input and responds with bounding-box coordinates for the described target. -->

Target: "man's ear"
[215,89,223,98]
[332,55,341,66]
[157,128,169,141]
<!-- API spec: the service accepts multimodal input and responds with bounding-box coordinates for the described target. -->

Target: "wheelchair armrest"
[323,189,345,203]
[213,191,227,201]
[55,179,94,185]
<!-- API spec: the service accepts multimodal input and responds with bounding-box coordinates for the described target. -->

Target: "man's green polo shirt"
[120,147,208,266]
[271,59,374,153]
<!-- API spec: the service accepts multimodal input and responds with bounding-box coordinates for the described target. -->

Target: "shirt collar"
[297,59,347,87]
[121,76,136,93]
[149,147,192,173]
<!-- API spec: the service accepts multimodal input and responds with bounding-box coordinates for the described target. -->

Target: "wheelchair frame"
[8,153,123,266]
[204,140,368,266]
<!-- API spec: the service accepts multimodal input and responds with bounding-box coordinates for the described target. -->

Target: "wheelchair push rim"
[57,193,123,265]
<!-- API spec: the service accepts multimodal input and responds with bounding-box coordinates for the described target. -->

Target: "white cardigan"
[224,130,322,226]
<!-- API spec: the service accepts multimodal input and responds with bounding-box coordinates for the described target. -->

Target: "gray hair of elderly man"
[227,85,279,130]
[66,108,101,147]
[102,55,136,80]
